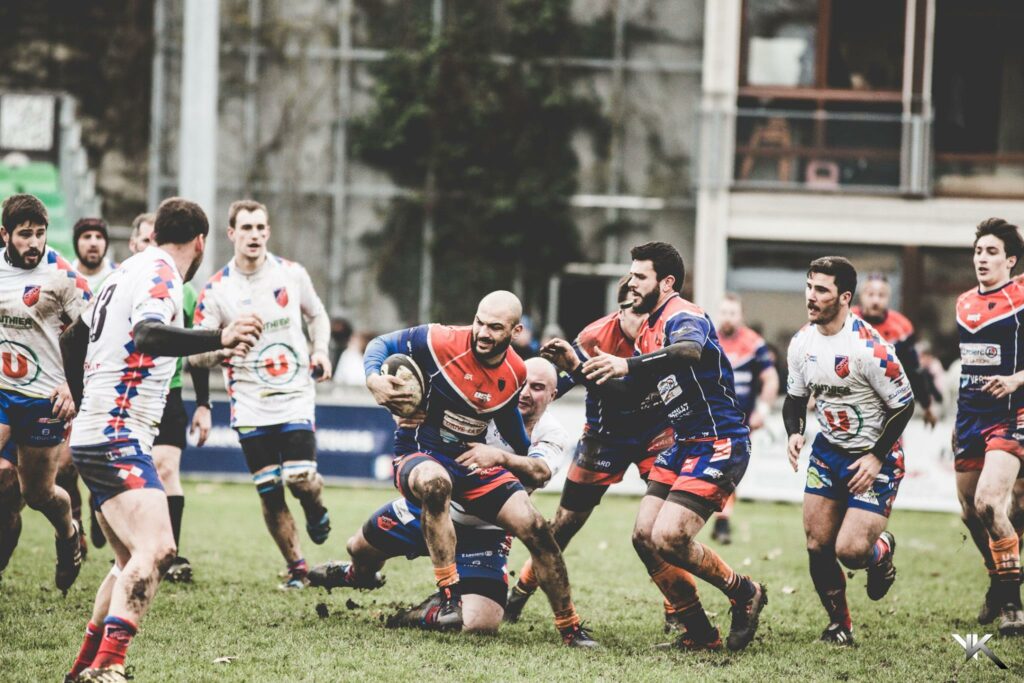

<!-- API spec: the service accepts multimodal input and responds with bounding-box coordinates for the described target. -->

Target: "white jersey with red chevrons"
[787,312,912,451]
[70,246,184,452]
[194,254,326,428]
[0,247,92,399]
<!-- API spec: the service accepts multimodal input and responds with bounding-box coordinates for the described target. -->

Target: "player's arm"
[59,314,90,409]
[782,335,810,471]
[492,397,531,456]
[363,326,429,412]
[299,267,332,382]
[580,315,707,384]
[133,317,261,357]
[186,284,229,368]
[456,444,552,489]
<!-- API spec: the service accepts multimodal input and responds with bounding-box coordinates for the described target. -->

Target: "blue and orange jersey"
[718,325,774,420]
[635,294,748,441]
[364,324,530,461]
[558,310,666,440]
[956,278,1024,418]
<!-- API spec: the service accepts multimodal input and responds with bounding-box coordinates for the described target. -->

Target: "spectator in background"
[330,316,354,371]
[71,218,117,292]
[336,331,372,387]
[512,314,539,359]
[540,323,564,348]
[917,339,946,416]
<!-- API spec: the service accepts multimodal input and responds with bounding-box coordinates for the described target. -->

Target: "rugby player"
[363,291,596,646]
[784,256,913,645]
[71,218,117,293]
[506,278,688,631]
[712,293,779,544]
[0,194,90,593]
[0,441,20,581]
[853,273,938,428]
[954,218,1024,634]
[59,197,260,683]
[551,242,765,651]
[129,213,211,582]
[188,199,333,590]
[310,357,573,634]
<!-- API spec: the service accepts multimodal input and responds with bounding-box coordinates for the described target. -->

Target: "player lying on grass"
[311,357,572,634]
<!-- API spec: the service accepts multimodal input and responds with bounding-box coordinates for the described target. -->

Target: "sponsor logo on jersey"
[834,355,850,378]
[255,342,300,385]
[806,466,829,489]
[274,287,289,307]
[710,438,732,462]
[808,382,853,397]
[668,404,691,419]
[22,285,40,307]
[474,391,492,402]
[704,467,723,479]
[657,375,683,404]
[0,340,41,387]
[960,343,1001,367]
[441,410,488,437]
[263,317,292,332]
[0,314,32,329]
[853,490,879,506]
[376,514,397,531]
[680,457,699,473]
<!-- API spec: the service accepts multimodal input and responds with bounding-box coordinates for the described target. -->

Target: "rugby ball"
[380,353,426,418]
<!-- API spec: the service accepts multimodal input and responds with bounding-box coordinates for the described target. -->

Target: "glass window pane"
[826,0,904,90]
[743,0,817,87]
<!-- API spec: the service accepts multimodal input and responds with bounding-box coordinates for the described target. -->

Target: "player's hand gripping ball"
[379,353,426,418]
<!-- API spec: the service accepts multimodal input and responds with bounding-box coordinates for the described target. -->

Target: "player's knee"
[418,474,452,511]
[282,460,318,488]
[19,484,54,511]
[518,512,554,549]
[974,499,998,528]
[631,525,658,562]
[253,465,283,497]
[153,542,178,574]
[347,531,372,559]
[835,542,870,569]
[651,520,692,557]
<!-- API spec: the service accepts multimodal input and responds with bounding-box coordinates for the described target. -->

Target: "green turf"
[0,483,1020,682]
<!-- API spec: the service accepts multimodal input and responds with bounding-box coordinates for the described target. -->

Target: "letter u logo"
[2,352,29,379]
[264,354,290,377]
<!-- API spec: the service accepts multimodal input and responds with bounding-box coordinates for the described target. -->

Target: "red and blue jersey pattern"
[956,278,1024,418]
[718,325,773,422]
[635,295,748,440]
[364,324,530,462]
[558,310,667,441]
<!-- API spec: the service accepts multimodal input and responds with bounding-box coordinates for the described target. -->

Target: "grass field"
[1,482,1020,682]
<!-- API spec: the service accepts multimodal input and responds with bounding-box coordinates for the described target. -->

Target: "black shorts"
[154,388,188,450]
[239,426,317,474]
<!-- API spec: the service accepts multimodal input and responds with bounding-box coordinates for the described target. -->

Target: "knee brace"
[253,465,283,495]
[282,460,317,485]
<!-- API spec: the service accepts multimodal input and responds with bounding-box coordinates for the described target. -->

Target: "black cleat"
[307,561,385,591]
[386,587,463,631]
[55,520,83,595]
[561,622,600,648]
[656,628,723,651]
[820,622,855,646]
[503,584,534,624]
[726,581,768,651]
[979,582,1001,625]
[165,555,193,583]
[306,510,331,545]
[711,517,732,545]
[77,663,129,682]
[866,531,897,601]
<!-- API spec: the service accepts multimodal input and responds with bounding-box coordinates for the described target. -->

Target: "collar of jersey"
[646,293,680,328]
[976,279,1015,297]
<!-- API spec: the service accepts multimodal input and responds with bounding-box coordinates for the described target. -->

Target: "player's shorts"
[70,440,164,508]
[237,422,317,474]
[954,410,1024,473]
[560,426,673,512]
[0,390,65,447]
[804,433,904,518]
[0,440,16,466]
[648,436,751,519]
[393,451,525,525]
[153,387,188,450]
[362,497,509,607]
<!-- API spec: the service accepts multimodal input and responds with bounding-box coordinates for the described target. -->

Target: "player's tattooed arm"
[59,314,89,409]
[136,314,263,357]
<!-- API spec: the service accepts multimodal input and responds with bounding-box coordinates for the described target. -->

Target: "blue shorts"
[954,410,1024,473]
[362,498,509,606]
[235,420,315,440]
[70,440,165,508]
[394,452,525,525]
[650,436,751,513]
[0,390,65,447]
[804,433,904,518]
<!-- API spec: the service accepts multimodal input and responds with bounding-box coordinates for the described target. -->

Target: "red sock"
[518,559,538,591]
[68,622,103,678]
[554,603,580,632]
[91,616,137,670]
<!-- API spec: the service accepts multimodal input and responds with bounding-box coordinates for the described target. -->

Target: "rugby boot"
[55,520,84,595]
[711,517,732,545]
[308,561,385,591]
[78,664,128,682]
[561,622,599,648]
[656,628,723,651]
[386,587,463,631]
[998,604,1024,636]
[726,581,768,651]
[820,622,855,646]
[165,555,193,583]
[306,510,331,545]
[866,531,897,600]
[979,581,1001,625]
[503,583,534,623]
[277,560,309,590]
[663,608,686,634]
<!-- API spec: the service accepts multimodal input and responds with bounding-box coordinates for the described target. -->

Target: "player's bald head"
[525,357,557,389]
[477,290,523,327]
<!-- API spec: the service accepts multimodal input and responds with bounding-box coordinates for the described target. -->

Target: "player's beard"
[809,298,840,325]
[6,241,44,269]
[183,251,203,282]
[719,321,735,336]
[472,332,511,362]
[78,249,104,269]
[860,308,886,325]
[632,287,661,314]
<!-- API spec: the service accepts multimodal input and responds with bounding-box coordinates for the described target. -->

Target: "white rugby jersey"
[194,254,326,427]
[787,313,912,451]
[0,248,92,399]
[70,246,184,451]
[72,258,117,294]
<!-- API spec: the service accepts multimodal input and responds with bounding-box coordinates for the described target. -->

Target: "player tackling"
[784,256,913,645]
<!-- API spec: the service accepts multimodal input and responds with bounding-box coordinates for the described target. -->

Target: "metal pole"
[328,0,352,314]
[178,0,221,284]
[147,0,166,210]
[417,0,443,324]
[603,0,627,268]
[244,0,261,176]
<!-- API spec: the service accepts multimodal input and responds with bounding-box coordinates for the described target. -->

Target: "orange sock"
[650,560,701,613]
[990,536,1021,578]
[518,558,538,590]
[553,603,580,632]
[434,563,459,588]
[694,543,753,600]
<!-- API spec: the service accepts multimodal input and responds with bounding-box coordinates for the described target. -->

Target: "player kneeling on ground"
[59,198,261,683]
[784,256,913,646]
[311,357,572,634]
